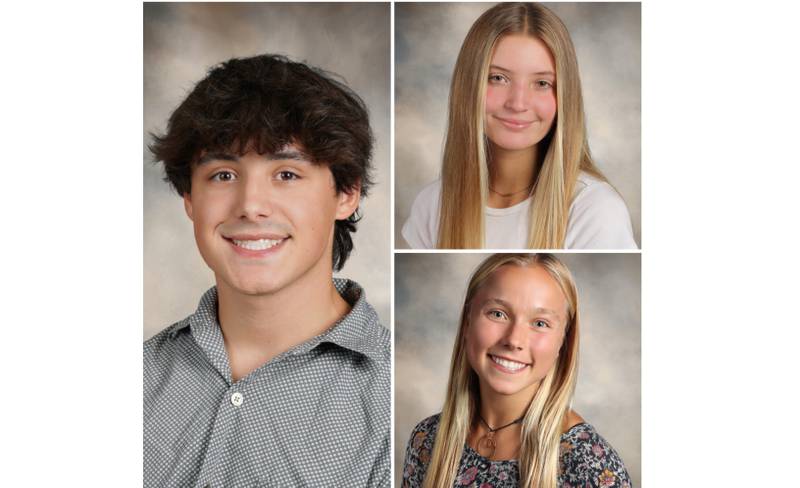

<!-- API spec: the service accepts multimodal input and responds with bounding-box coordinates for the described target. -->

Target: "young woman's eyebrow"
[489,64,555,77]
[484,297,560,317]
[484,297,513,308]
[530,307,560,317]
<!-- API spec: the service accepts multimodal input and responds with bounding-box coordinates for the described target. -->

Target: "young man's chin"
[217,257,330,298]
[217,273,293,297]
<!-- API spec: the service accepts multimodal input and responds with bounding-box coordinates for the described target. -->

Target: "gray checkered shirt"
[144,279,390,487]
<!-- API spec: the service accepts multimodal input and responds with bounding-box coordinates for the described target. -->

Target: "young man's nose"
[236,177,275,220]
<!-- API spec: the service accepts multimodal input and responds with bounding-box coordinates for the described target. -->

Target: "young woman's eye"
[532,319,550,329]
[276,170,300,181]
[535,80,553,89]
[210,170,236,182]
[487,309,507,320]
[488,73,508,84]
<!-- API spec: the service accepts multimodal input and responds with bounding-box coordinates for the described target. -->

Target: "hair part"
[149,54,374,270]
[424,253,580,488]
[437,2,607,248]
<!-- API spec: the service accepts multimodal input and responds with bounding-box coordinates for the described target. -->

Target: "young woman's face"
[484,34,557,152]
[464,264,569,401]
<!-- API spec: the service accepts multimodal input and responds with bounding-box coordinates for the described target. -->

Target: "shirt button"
[230,392,244,406]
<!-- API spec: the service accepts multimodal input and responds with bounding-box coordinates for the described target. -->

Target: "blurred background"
[395,252,640,486]
[395,2,641,248]
[144,3,390,338]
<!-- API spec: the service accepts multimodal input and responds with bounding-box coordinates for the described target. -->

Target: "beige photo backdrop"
[395,2,641,248]
[144,3,391,339]
[395,253,640,486]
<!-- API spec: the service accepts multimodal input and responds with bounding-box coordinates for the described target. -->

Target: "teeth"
[231,238,283,251]
[490,355,528,372]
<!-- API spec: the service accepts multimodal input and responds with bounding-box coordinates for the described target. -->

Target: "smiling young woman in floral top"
[401,254,631,488]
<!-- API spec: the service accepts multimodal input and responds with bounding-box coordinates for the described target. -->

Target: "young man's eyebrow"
[195,148,313,166]
[197,152,239,165]
[266,148,313,162]
[489,64,555,77]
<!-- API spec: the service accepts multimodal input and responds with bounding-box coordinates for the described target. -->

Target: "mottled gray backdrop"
[144,3,390,339]
[395,3,641,248]
[395,253,640,486]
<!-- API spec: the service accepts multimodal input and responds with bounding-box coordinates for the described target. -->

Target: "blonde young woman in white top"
[401,3,637,249]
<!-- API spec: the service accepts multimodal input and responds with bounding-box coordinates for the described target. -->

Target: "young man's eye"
[276,171,300,181]
[210,170,236,182]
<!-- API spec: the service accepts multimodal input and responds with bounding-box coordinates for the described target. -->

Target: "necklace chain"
[478,414,524,433]
[488,183,533,198]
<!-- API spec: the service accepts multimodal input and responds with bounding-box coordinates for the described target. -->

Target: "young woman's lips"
[495,116,534,131]
[488,354,530,374]
[224,235,289,258]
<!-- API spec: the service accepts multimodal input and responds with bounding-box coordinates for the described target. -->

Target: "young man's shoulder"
[364,316,391,361]
[334,278,391,365]
[143,315,197,409]
[143,318,191,358]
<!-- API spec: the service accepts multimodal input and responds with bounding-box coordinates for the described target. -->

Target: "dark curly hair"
[149,54,374,271]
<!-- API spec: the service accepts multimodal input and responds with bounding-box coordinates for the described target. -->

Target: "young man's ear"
[335,182,361,220]
[183,192,194,221]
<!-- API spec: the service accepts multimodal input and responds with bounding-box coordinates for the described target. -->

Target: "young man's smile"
[222,228,290,256]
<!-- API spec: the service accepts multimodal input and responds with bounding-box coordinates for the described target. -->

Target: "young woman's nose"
[236,176,274,220]
[503,82,530,112]
[502,320,527,350]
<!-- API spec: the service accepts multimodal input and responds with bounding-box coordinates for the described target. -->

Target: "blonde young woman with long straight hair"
[401,3,637,249]
[402,254,631,488]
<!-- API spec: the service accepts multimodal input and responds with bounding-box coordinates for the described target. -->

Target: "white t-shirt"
[401,172,637,249]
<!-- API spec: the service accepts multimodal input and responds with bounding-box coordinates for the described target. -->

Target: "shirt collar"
[169,278,385,362]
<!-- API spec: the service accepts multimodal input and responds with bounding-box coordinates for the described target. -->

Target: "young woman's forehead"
[478,265,567,314]
[490,34,555,75]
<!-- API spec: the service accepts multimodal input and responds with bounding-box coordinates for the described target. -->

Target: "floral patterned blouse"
[402,414,632,488]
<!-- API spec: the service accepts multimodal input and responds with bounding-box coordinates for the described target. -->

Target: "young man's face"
[183,145,359,297]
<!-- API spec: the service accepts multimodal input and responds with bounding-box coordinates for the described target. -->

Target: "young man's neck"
[487,144,539,209]
[216,258,350,382]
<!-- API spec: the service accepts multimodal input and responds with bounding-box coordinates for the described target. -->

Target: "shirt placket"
[193,381,250,487]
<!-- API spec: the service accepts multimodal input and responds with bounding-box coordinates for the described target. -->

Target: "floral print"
[402,414,632,488]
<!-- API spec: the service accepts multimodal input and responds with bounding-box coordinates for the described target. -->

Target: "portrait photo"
[144,2,391,338]
[396,3,641,250]
[143,3,391,486]
[396,252,640,487]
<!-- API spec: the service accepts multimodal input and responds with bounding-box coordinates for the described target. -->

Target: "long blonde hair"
[437,3,606,249]
[423,253,580,488]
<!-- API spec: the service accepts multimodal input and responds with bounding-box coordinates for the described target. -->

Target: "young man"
[144,55,389,487]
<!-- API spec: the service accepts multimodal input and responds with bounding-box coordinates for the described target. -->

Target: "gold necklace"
[488,183,533,198]
[476,414,524,459]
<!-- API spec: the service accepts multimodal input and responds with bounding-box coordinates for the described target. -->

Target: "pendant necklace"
[476,414,524,459]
